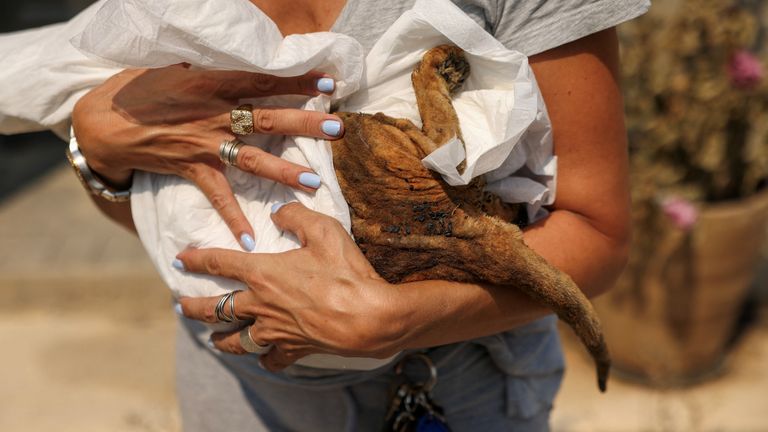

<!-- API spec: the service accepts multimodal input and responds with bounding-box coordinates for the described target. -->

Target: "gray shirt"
[333,0,650,55]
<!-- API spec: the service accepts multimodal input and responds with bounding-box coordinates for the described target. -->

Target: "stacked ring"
[214,291,242,323]
[239,326,272,354]
[219,139,245,168]
[230,104,254,135]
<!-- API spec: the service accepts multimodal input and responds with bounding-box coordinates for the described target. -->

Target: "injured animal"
[332,45,611,392]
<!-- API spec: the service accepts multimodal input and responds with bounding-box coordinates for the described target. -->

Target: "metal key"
[384,382,413,426]
[383,354,451,432]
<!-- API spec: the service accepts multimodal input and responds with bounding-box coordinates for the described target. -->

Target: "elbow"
[601,235,630,297]
[590,219,632,299]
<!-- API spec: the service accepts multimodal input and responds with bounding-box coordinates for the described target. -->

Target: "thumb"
[270,202,345,246]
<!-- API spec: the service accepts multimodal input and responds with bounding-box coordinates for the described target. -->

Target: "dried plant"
[621,0,768,205]
[616,0,768,299]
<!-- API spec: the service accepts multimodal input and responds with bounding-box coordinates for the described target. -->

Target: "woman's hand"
[175,202,404,371]
[72,64,344,250]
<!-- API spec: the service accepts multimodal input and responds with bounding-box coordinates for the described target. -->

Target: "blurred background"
[0,2,179,432]
[0,1,767,431]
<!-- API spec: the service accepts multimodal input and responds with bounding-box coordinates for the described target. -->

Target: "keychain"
[383,353,451,432]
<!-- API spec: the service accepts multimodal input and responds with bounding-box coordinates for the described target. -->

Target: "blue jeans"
[176,315,564,431]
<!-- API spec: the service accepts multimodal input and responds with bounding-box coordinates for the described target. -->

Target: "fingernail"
[258,358,266,369]
[172,259,185,271]
[316,77,335,93]
[271,202,286,214]
[298,172,322,189]
[207,338,216,350]
[321,120,342,137]
[174,303,183,316]
[240,233,256,252]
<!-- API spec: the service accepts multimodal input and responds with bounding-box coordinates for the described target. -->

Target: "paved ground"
[553,317,768,432]
[1,166,767,431]
[0,166,177,432]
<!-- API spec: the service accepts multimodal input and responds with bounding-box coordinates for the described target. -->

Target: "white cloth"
[0,1,117,138]
[0,0,556,370]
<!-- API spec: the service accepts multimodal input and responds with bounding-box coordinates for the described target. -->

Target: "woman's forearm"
[89,196,137,234]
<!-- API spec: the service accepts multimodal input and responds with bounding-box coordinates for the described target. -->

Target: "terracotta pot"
[594,188,768,386]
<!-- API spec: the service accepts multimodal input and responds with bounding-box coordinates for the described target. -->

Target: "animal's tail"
[494,237,612,392]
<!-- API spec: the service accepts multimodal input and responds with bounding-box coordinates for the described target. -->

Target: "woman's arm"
[88,196,135,233]
[527,27,631,297]
[176,28,631,371]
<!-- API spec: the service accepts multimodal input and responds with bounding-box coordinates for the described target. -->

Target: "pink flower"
[728,50,764,89]
[662,197,699,231]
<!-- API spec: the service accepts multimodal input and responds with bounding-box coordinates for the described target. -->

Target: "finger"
[270,202,344,246]
[217,107,344,139]
[177,296,217,324]
[210,324,273,355]
[259,347,305,372]
[175,247,255,282]
[188,164,256,251]
[234,145,323,192]
[209,328,249,355]
[203,70,335,99]
[177,289,256,324]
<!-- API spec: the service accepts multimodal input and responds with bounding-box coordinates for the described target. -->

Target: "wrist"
[369,280,417,358]
[78,140,133,190]
[76,141,133,190]
[66,127,132,202]
[70,120,133,190]
[357,279,414,358]
[91,165,133,191]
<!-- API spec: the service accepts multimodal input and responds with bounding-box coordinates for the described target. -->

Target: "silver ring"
[214,291,242,323]
[229,291,237,324]
[239,326,272,354]
[214,292,231,322]
[218,139,245,168]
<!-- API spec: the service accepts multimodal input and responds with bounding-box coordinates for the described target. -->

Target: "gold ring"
[231,104,254,135]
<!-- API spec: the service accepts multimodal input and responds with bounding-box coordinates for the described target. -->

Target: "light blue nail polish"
[321,120,342,137]
[271,202,286,214]
[298,172,322,189]
[316,77,335,93]
[174,303,183,316]
[258,358,266,369]
[240,233,256,252]
[172,259,185,271]
[207,338,216,350]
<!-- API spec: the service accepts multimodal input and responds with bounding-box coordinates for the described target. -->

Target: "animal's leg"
[369,113,441,160]
[411,45,469,155]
